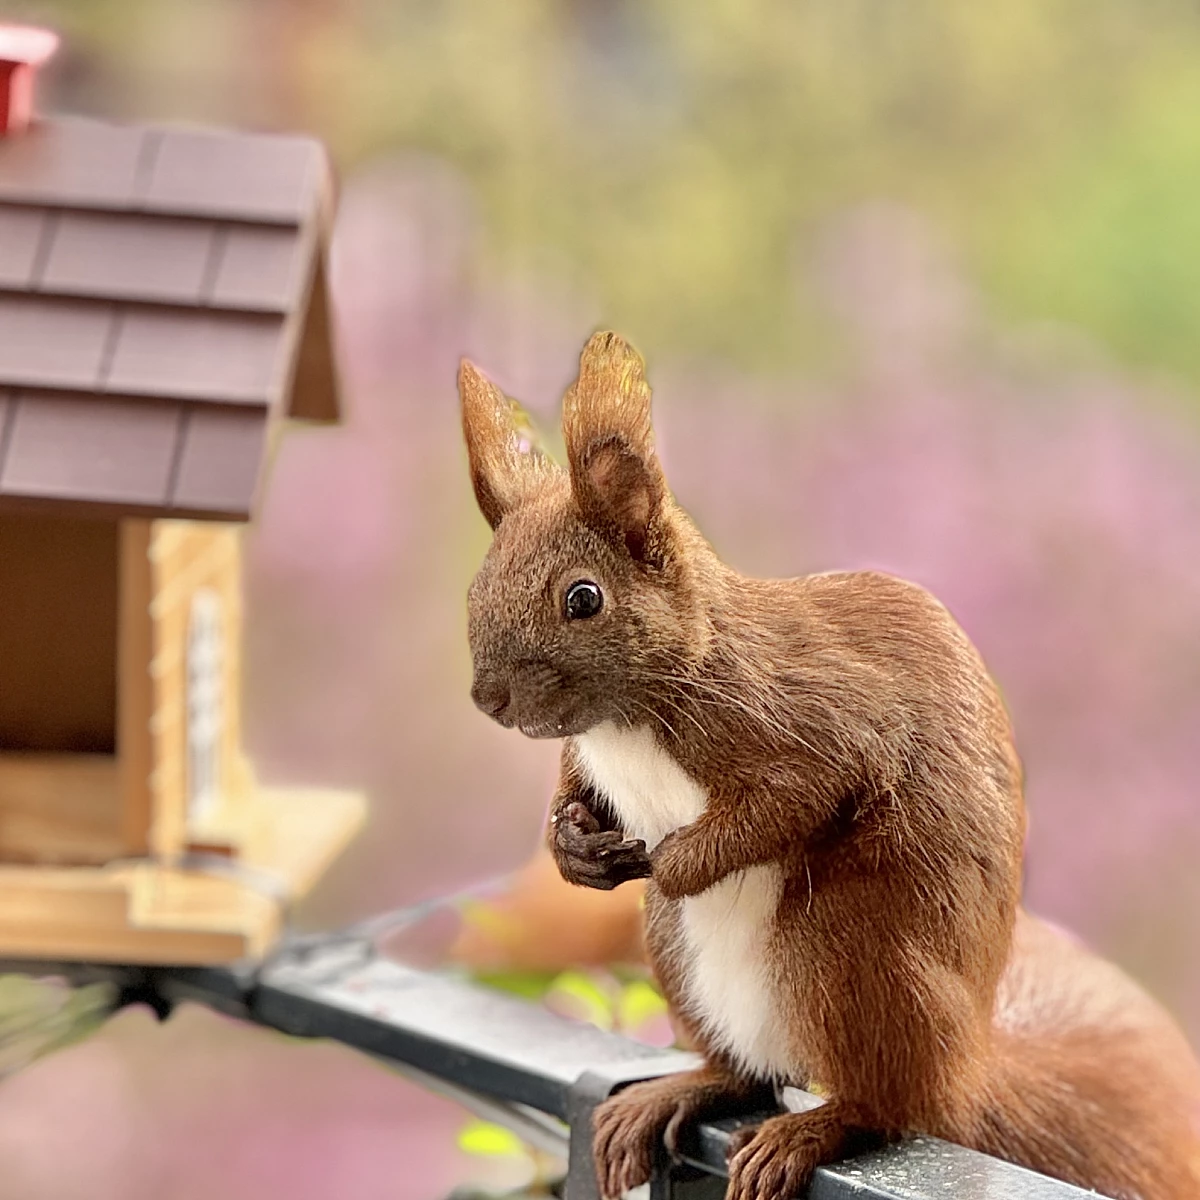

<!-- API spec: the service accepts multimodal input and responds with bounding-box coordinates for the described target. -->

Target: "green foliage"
[457,1119,527,1159]
[615,977,668,1032]
[19,0,1200,381]
[467,965,668,1039]
[0,975,116,1077]
[469,969,561,1003]
[543,969,617,1030]
[320,0,1200,387]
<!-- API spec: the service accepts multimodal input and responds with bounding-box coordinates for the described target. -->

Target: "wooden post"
[118,520,155,856]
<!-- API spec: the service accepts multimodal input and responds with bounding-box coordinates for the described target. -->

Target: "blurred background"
[2,1,1200,1196]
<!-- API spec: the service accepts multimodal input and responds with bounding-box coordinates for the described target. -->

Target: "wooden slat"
[0,295,113,390]
[0,393,181,508]
[41,210,216,305]
[106,308,285,406]
[118,520,155,855]
[0,778,364,964]
[0,865,264,964]
[148,521,235,859]
[141,126,321,223]
[148,585,187,863]
[170,407,267,517]
[0,120,325,224]
[210,223,305,312]
[0,205,45,287]
[0,119,147,208]
[123,862,278,939]
[0,754,123,864]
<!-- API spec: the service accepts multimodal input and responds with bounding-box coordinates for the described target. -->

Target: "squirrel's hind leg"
[591,1065,773,1200]
[723,1102,882,1200]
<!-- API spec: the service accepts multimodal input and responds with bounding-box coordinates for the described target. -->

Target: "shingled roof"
[0,116,340,522]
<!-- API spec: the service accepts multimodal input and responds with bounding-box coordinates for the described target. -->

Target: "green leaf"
[470,969,560,1002]
[617,979,668,1032]
[456,1119,529,1158]
[545,970,615,1030]
[0,976,116,1078]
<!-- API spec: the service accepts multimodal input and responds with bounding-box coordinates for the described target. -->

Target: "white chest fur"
[574,722,704,851]
[573,723,794,1080]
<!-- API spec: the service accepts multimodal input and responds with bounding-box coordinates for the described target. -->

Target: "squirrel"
[459,331,1200,1200]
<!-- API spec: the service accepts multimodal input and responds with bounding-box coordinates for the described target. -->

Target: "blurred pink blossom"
[0,1003,470,1200]
[240,167,1199,1038]
[659,207,1200,1031]
[6,165,1199,1200]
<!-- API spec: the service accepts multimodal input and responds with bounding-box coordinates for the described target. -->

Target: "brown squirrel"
[459,331,1200,1200]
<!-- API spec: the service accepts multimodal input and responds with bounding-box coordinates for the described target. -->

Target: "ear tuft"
[562,332,666,562]
[459,358,554,528]
[564,332,654,457]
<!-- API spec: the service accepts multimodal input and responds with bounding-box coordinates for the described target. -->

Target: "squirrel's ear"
[562,331,666,563]
[459,359,554,529]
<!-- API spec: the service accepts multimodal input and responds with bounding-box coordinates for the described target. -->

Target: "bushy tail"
[975,1022,1200,1200]
[973,913,1200,1200]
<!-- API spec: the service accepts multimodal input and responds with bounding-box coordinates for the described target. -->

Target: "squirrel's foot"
[724,1103,857,1200]
[592,1068,763,1199]
[551,801,651,890]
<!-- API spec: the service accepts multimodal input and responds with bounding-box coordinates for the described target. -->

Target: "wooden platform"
[0,784,366,964]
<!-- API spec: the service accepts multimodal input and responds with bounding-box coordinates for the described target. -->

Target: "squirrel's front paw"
[550,801,651,890]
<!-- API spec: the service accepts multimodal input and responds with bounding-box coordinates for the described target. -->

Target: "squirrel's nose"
[471,679,511,719]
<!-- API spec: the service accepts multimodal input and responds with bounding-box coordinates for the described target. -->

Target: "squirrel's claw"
[550,804,651,890]
[724,1105,851,1200]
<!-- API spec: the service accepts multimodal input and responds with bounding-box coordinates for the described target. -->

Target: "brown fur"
[460,332,1200,1200]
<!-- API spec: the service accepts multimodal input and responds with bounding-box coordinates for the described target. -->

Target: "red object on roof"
[0,25,59,136]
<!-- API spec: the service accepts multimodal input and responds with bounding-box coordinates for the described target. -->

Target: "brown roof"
[0,116,341,521]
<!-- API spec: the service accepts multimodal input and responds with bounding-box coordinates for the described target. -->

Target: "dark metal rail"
[1,947,1094,1199]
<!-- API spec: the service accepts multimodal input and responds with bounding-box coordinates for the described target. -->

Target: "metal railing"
[2,939,1094,1200]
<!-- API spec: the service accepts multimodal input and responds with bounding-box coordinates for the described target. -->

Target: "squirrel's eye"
[565,580,603,621]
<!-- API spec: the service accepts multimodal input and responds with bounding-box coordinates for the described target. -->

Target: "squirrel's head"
[461,332,709,738]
